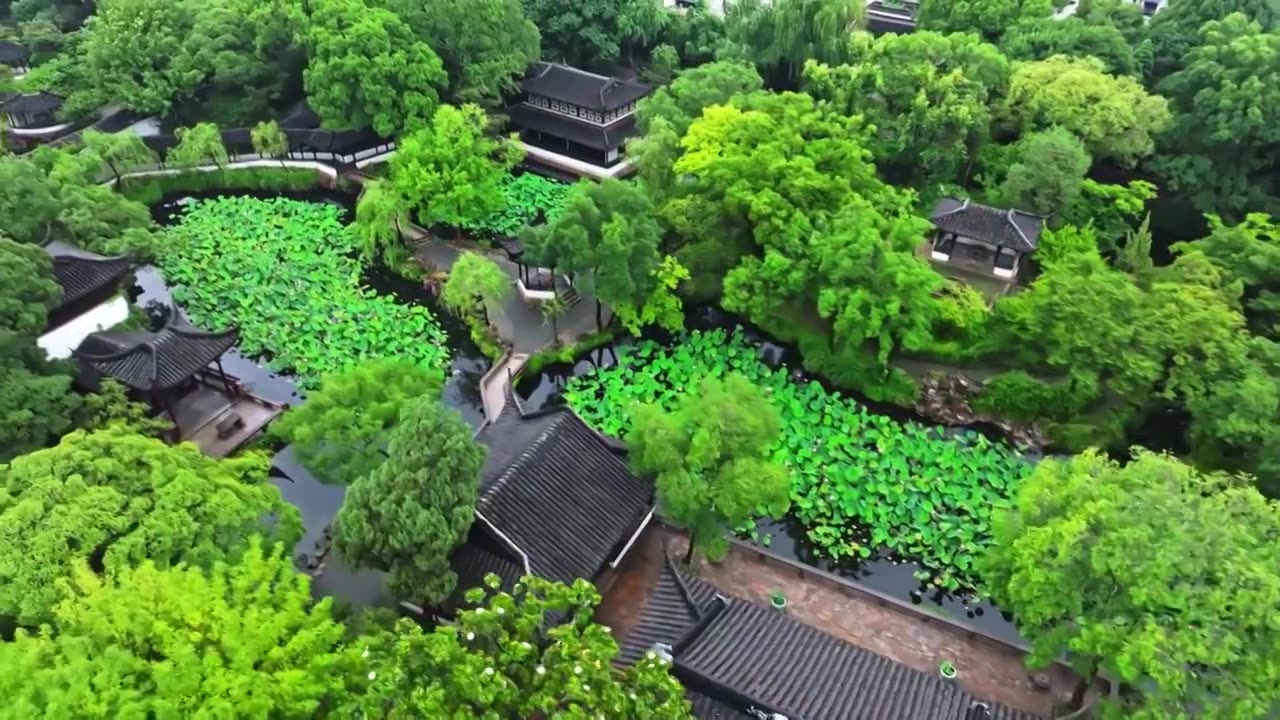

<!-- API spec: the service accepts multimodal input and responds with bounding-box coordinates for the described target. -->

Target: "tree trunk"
[107,160,120,185]
[595,298,603,332]
[683,534,698,565]
[481,302,489,327]
[1069,670,1097,711]
[551,315,559,343]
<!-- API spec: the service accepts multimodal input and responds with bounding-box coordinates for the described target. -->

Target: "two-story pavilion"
[505,62,652,177]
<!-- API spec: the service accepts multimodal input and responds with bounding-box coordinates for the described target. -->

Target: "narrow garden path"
[601,526,1080,718]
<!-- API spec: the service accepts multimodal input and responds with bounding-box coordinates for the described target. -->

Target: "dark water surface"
[143,190,490,608]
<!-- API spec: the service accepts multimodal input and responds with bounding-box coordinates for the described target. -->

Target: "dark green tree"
[1000,16,1136,75]
[522,179,663,331]
[1171,212,1280,336]
[996,127,1092,216]
[805,29,1011,188]
[1154,13,1280,216]
[0,235,60,338]
[333,396,485,605]
[270,360,443,485]
[723,0,865,81]
[521,0,664,69]
[301,0,446,136]
[628,374,790,563]
[917,0,1052,43]
[390,0,540,109]
[981,449,1280,717]
[1144,0,1275,82]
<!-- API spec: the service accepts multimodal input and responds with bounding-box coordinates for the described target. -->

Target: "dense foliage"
[566,329,1033,593]
[0,539,359,718]
[983,450,1280,718]
[161,196,450,381]
[629,374,791,562]
[390,104,524,233]
[334,396,485,605]
[270,360,443,485]
[464,173,571,238]
[0,427,300,627]
[344,574,691,717]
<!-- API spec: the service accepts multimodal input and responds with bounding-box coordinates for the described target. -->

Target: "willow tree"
[353,178,412,266]
[724,0,865,81]
[0,427,300,627]
[168,122,228,169]
[440,251,510,326]
[250,119,288,164]
[81,128,156,184]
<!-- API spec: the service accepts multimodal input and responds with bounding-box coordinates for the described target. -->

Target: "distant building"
[0,40,29,76]
[617,549,1043,719]
[443,390,655,612]
[928,198,1045,283]
[505,62,652,178]
[0,91,71,138]
[38,241,135,361]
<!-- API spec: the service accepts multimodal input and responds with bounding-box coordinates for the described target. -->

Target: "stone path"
[480,352,529,420]
[600,526,1082,718]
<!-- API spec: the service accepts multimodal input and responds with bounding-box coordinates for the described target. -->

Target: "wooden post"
[215,357,236,396]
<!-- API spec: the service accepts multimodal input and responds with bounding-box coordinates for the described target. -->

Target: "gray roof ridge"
[1005,207,1033,249]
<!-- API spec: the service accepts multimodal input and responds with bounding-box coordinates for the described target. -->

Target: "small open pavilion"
[928,198,1044,283]
[0,91,69,136]
[74,312,282,457]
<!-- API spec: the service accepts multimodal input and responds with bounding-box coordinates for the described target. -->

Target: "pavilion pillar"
[215,357,237,396]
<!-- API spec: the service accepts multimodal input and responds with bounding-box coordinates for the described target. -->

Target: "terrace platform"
[173,378,283,458]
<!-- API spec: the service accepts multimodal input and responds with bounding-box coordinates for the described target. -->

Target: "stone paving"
[600,526,1081,718]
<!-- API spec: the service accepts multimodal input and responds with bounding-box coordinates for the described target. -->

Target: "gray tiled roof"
[520,62,651,111]
[0,91,63,115]
[74,312,237,391]
[43,241,133,308]
[0,40,27,65]
[619,551,1045,720]
[472,401,654,585]
[930,198,1045,253]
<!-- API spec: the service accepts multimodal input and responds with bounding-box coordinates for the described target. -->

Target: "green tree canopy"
[441,252,511,324]
[1061,177,1158,255]
[167,122,228,169]
[250,119,288,160]
[390,0,540,108]
[270,360,443,485]
[0,538,361,718]
[1171,212,1280,336]
[340,575,691,717]
[70,0,201,116]
[334,395,485,605]
[632,60,763,199]
[1143,0,1275,82]
[353,178,413,274]
[389,104,523,232]
[0,235,60,337]
[301,0,446,136]
[1154,13,1280,217]
[917,0,1052,43]
[996,126,1092,216]
[999,16,1136,75]
[981,449,1280,718]
[1002,55,1171,165]
[0,361,80,463]
[638,60,764,137]
[805,29,1011,188]
[80,128,156,184]
[521,0,665,69]
[522,179,663,330]
[723,0,865,81]
[0,427,301,627]
[629,374,790,562]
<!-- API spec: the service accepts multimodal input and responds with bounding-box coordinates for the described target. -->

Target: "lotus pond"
[157,195,450,384]
[561,328,1035,597]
